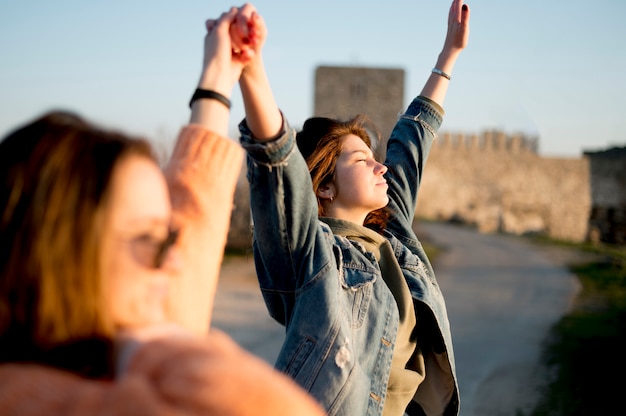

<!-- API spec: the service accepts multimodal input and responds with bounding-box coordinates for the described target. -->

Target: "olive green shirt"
[322,218,425,416]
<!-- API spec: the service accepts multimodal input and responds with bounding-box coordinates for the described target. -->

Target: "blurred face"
[324,134,388,224]
[100,155,179,331]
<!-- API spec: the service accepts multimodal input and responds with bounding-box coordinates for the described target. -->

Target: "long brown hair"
[296,114,390,232]
[0,111,154,377]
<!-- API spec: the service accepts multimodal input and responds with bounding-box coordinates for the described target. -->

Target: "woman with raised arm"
[231,1,470,415]
[0,8,324,416]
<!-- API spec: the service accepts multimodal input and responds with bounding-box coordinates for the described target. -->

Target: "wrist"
[197,71,233,100]
[240,53,264,80]
[189,89,231,109]
[196,82,231,101]
[434,50,460,75]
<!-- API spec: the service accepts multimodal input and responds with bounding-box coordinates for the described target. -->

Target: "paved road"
[213,221,587,416]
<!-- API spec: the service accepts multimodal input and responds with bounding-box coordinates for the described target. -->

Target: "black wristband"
[189,88,231,109]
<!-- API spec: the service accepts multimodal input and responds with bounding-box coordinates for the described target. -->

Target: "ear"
[316,183,335,200]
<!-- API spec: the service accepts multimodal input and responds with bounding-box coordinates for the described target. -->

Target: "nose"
[376,162,388,175]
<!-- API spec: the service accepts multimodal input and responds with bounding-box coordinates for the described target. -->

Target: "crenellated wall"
[436,130,539,154]
[417,131,591,242]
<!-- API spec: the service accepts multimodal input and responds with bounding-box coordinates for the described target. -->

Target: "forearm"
[420,49,462,107]
[189,67,233,137]
[239,54,283,140]
[189,100,230,138]
[164,126,243,334]
[188,7,247,138]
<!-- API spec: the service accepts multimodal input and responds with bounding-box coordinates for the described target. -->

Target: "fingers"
[219,7,240,33]
[461,3,470,24]
[453,0,470,23]
[209,8,245,53]
[236,3,257,43]
[448,0,470,29]
[449,0,461,23]
[205,8,238,47]
[229,24,243,55]
[229,3,260,55]
[205,4,265,64]
[205,19,217,33]
[248,11,265,46]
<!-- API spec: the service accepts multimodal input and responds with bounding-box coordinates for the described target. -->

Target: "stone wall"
[417,131,591,242]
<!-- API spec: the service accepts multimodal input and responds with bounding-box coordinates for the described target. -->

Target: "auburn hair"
[296,114,390,232]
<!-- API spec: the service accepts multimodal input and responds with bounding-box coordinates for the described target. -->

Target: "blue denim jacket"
[240,96,459,416]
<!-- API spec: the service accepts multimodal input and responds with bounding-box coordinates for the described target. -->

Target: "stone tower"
[314,66,404,158]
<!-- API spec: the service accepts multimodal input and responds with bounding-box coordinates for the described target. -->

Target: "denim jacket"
[240,96,459,416]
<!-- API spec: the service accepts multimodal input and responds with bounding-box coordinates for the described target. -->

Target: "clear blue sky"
[1,0,624,157]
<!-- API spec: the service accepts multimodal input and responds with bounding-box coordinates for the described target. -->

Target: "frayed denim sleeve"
[399,96,444,139]
[237,112,335,320]
[238,114,296,168]
[384,96,444,247]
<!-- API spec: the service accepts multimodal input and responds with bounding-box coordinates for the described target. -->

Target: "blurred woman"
[0,8,324,416]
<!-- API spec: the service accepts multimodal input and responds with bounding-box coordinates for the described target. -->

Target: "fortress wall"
[417,132,591,242]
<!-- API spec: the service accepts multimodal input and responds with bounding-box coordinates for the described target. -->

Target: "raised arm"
[189,7,246,135]
[231,4,283,140]
[163,10,246,334]
[420,0,470,106]
[383,0,471,238]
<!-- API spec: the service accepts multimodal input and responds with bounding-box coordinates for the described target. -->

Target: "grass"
[527,239,626,416]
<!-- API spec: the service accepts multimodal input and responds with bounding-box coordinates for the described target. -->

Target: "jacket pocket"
[342,264,376,329]
[333,242,378,329]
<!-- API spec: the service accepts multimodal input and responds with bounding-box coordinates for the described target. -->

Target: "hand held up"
[422,0,471,106]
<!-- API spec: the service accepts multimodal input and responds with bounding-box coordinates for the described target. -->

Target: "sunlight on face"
[100,155,177,331]
[327,134,388,224]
